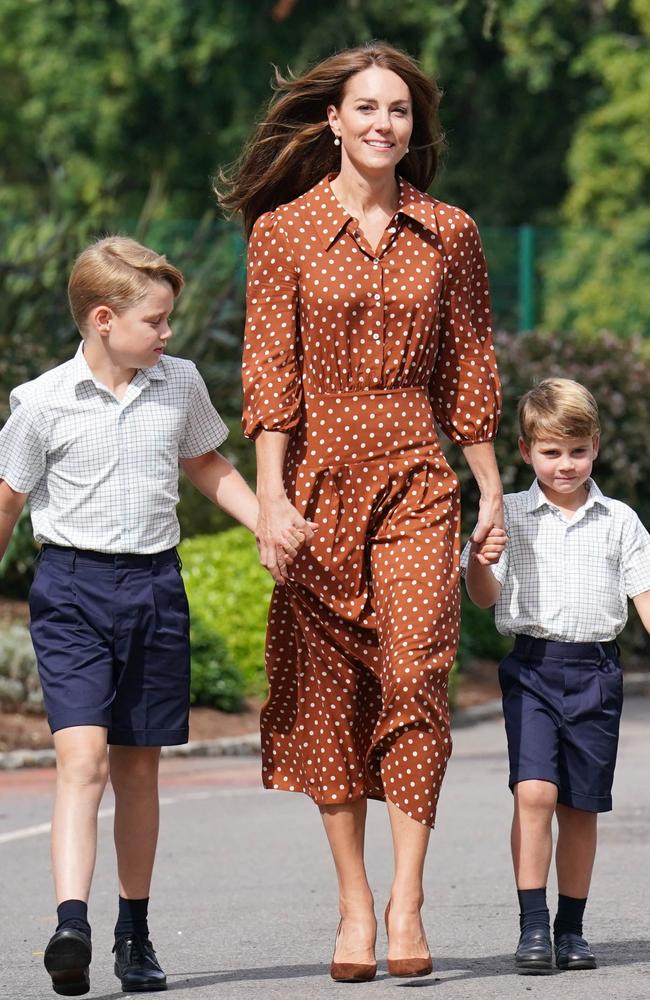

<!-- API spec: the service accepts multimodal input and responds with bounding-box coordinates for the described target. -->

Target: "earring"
[333,135,341,146]
[406,146,410,153]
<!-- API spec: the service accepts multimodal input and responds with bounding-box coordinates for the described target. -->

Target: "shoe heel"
[384,901,433,978]
[330,919,377,982]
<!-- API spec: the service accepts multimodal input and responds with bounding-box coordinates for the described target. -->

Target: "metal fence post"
[518,224,536,331]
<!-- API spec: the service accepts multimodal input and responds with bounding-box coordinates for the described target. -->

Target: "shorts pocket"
[597,660,623,712]
[498,653,520,694]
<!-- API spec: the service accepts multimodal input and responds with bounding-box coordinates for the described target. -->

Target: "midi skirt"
[260,386,460,827]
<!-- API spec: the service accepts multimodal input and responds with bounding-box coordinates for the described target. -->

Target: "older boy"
[462,377,650,974]
[0,237,311,996]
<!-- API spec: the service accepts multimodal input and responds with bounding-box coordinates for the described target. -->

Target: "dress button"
[373,259,380,265]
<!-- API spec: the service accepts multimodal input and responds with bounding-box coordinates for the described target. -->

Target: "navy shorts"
[498,634,623,813]
[29,545,191,746]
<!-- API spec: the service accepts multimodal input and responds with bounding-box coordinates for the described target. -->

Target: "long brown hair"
[216,42,443,238]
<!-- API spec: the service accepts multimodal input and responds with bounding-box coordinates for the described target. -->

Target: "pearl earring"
[333,135,341,146]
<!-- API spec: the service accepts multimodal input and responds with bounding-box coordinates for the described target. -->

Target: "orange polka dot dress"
[242,174,501,827]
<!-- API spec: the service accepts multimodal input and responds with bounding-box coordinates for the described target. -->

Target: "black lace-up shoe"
[44,928,92,996]
[113,934,167,992]
[515,927,553,974]
[555,932,597,970]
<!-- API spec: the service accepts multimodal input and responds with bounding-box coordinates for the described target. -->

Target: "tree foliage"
[0,0,648,536]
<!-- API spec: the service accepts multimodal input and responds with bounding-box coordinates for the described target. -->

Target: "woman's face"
[327,66,413,176]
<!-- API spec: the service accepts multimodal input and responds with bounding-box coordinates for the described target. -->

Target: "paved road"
[1,698,648,1000]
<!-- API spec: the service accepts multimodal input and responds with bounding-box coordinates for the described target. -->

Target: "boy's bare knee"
[54,727,108,788]
[57,750,108,788]
[515,779,558,814]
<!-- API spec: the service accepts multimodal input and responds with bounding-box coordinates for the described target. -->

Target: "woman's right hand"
[256,494,317,584]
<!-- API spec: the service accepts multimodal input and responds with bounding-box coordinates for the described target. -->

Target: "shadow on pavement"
[89,941,650,998]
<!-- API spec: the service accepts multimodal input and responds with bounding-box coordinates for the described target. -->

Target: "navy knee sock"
[56,899,91,939]
[554,894,587,939]
[517,887,549,933]
[114,896,150,941]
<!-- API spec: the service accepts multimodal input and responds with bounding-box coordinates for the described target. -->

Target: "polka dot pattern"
[242,174,501,828]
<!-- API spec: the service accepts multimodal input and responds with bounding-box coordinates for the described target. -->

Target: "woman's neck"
[330,162,399,218]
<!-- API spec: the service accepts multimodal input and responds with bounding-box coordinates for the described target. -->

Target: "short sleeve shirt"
[460,478,650,641]
[0,344,228,553]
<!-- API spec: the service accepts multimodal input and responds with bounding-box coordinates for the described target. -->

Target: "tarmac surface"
[1,697,648,1000]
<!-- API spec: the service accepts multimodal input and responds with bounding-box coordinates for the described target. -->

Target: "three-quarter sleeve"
[429,212,501,445]
[241,211,301,440]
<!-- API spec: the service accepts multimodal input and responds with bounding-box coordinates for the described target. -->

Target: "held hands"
[470,495,507,566]
[256,494,317,585]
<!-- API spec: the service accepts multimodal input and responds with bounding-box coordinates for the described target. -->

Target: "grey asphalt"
[1,698,648,1000]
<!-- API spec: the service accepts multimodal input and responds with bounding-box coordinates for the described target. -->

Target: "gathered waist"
[302,387,438,468]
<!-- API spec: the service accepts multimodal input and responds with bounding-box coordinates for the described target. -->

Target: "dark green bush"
[179,526,273,697]
[188,617,246,713]
[458,592,511,669]
[0,508,39,598]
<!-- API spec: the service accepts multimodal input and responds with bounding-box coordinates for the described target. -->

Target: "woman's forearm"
[255,430,291,498]
[461,441,503,501]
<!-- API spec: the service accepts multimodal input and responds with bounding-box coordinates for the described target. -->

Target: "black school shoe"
[515,927,553,974]
[113,934,167,992]
[555,932,597,970]
[44,928,92,996]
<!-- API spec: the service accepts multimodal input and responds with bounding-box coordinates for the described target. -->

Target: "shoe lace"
[113,934,152,962]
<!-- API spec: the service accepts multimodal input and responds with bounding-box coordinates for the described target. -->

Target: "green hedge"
[179,526,273,699]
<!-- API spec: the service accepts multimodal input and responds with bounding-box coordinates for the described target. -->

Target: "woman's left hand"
[470,494,506,565]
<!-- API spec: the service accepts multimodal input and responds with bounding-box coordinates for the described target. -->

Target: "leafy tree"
[541,1,650,335]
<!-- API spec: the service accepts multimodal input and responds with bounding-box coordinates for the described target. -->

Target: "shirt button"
[373,259,380,265]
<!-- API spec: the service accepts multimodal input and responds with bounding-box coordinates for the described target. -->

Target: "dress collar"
[306,174,440,250]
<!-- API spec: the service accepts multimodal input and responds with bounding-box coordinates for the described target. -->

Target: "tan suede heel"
[330,919,377,983]
[384,902,433,978]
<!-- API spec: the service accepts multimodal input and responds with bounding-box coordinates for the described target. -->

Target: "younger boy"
[0,237,310,996]
[462,377,650,974]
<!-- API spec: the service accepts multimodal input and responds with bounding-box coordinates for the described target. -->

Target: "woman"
[220,41,503,981]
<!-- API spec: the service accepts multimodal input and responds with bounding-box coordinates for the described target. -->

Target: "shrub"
[458,592,511,670]
[0,508,39,598]
[188,617,246,713]
[179,527,274,697]
[0,623,42,711]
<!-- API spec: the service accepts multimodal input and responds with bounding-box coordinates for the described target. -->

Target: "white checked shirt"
[0,344,228,553]
[461,478,650,641]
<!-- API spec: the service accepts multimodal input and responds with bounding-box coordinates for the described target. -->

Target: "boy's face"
[518,434,599,502]
[92,279,175,369]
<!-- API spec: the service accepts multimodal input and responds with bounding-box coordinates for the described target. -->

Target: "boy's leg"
[499,643,565,975]
[555,803,597,898]
[109,745,166,992]
[52,727,109,904]
[110,746,161,907]
[512,779,558,889]
[552,804,598,970]
[44,725,108,997]
[510,779,556,973]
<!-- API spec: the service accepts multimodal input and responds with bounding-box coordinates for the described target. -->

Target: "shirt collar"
[526,477,609,514]
[307,174,440,250]
[71,341,166,389]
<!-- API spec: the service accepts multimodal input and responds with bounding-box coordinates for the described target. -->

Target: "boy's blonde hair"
[518,378,600,445]
[68,236,184,333]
